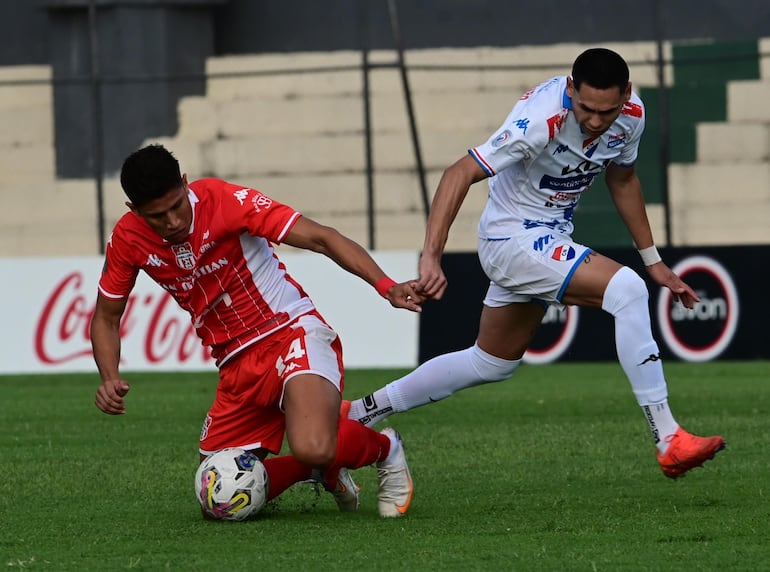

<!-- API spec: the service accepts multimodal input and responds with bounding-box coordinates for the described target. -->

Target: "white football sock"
[602,266,679,450]
[347,389,393,427]
[348,344,519,428]
[642,400,680,454]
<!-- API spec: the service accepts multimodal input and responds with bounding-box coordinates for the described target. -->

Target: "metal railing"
[0,0,767,253]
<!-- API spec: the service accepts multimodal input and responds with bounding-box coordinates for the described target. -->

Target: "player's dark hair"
[571,48,629,92]
[120,144,183,207]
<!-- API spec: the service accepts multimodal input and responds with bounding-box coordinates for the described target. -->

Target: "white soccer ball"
[194,447,269,520]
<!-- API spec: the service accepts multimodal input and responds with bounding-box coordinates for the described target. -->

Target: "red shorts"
[199,312,344,455]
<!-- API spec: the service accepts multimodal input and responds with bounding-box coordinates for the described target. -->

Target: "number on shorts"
[275,338,306,376]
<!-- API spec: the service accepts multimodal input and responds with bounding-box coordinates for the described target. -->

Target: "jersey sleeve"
[215,180,301,243]
[98,228,140,300]
[615,98,646,167]
[469,101,551,176]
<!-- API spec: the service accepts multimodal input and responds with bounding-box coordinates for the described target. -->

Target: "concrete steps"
[2,40,768,256]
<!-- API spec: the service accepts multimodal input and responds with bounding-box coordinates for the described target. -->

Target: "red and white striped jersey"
[98,178,316,366]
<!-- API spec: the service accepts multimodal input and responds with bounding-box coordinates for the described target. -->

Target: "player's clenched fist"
[95,379,131,415]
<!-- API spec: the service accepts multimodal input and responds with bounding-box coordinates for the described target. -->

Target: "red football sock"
[323,418,391,489]
[262,421,392,497]
[262,456,313,501]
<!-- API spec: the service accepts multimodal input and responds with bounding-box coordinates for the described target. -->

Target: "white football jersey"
[470,76,645,238]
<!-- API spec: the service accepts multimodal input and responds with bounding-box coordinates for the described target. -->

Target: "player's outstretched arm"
[645,263,700,310]
[282,217,423,312]
[605,163,700,309]
[418,154,488,300]
[91,294,132,414]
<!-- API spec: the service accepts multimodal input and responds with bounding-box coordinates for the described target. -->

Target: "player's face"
[128,175,193,244]
[567,78,631,137]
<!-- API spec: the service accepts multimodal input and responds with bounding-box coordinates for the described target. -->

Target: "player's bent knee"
[470,344,519,382]
[602,266,649,315]
[290,438,337,468]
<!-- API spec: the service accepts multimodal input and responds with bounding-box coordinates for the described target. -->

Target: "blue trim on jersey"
[468,148,495,176]
[562,88,572,110]
[481,237,511,242]
[556,248,591,302]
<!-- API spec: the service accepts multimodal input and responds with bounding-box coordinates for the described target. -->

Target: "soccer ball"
[194,447,269,520]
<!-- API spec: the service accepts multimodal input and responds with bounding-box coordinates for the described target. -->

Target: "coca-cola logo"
[34,271,212,366]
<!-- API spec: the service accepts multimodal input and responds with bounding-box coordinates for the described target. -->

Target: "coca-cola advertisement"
[2,252,420,374]
[5,257,214,373]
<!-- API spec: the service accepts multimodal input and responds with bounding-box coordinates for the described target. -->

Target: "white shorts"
[477,227,591,309]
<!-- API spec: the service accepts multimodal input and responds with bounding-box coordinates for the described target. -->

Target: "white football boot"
[376,428,413,517]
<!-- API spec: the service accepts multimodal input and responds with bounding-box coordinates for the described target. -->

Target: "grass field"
[1,361,768,571]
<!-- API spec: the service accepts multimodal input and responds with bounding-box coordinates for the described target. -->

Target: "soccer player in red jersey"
[91,144,415,518]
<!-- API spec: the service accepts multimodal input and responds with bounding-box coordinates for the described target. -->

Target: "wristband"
[375,276,397,298]
[638,245,662,266]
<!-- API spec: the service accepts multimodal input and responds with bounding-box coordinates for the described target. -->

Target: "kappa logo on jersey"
[233,189,250,206]
[551,244,576,261]
[491,130,512,148]
[171,242,196,270]
[514,118,530,134]
[146,253,167,267]
[553,144,569,155]
[533,234,554,251]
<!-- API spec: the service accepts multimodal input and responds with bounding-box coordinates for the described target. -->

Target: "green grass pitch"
[1,361,769,570]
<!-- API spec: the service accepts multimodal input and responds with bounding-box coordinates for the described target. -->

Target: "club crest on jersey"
[491,130,511,148]
[551,245,576,262]
[171,242,196,270]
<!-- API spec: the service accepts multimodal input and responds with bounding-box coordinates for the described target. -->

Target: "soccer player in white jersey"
[345,48,725,478]
[91,144,416,517]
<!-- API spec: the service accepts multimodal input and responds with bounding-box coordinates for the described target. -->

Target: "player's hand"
[416,254,447,300]
[646,262,700,310]
[386,281,425,312]
[95,378,131,415]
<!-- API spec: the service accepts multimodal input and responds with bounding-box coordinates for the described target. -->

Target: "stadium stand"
[0,41,767,256]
